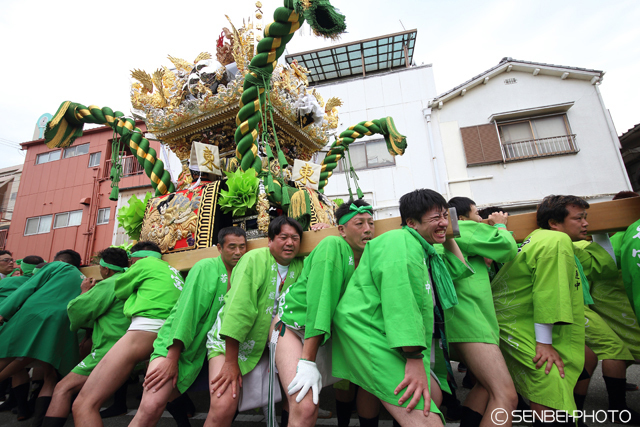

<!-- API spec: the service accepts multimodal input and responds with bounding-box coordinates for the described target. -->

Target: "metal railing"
[103,155,145,179]
[0,229,7,250]
[502,134,578,161]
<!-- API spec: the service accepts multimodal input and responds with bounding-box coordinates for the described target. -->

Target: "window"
[88,152,101,167]
[460,114,578,166]
[498,114,577,161]
[63,143,90,159]
[35,150,61,165]
[315,139,396,172]
[97,207,110,225]
[9,192,16,201]
[53,210,83,229]
[24,215,53,236]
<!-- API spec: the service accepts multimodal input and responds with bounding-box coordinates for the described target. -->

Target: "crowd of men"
[0,188,639,427]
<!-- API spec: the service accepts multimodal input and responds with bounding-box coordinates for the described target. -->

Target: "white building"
[429,57,632,211]
[287,30,446,218]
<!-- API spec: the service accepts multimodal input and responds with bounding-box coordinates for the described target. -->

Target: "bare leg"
[429,375,443,409]
[72,331,157,427]
[11,369,29,387]
[602,359,626,378]
[274,326,318,427]
[382,400,443,427]
[454,342,517,427]
[129,357,182,427]
[574,346,597,396]
[0,358,31,382]
[357,388,381,419]
[203,355,239,427]
[45,372,88,418]
[39,364,59,397]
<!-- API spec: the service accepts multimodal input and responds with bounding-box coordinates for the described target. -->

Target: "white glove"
[287,359,322,404]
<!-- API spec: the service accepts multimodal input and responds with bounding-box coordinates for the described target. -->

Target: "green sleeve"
[609,232,624,270]
[0,265,52,320]
[67,277,118,332]
[457,221,518,264]
[620,220,640,316]
[219,252,264,343]
[440,248,475,281]
[574,241,618,282]
[303,239,348,342]
[374,242,428,350]
[164,261,219,350]
[530,236,575,324]
[114,261,145,301]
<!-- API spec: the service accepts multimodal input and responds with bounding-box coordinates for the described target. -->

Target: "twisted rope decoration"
[318,117,407,192]
[235,0,302,173]
[45,101,175,197]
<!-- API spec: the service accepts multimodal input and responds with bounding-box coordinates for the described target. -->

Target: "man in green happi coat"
[445,197,518,427]
[72,241,184,427]
[0,255,44,420]
[32,247,129,427]
[332,189,470,427]
[0,250,15,281]
[0,250,84,422]
[129,227,248,427]
[619,217,640,318]
[274,200,380,427]
[491,195,597,423]
[206,216,304,427]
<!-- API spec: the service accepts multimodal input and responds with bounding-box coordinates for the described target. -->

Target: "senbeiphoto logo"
[490,408,632,425]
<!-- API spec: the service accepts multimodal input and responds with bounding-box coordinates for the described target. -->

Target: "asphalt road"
[1,361,638,427]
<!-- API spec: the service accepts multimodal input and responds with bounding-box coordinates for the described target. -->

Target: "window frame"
[53,209,83,229]
[88,152,101,167]
[35,150,61,165]
[315,138,396,173]
[63,143,90,159]
[24,215,53,236]
[97,207,110,225]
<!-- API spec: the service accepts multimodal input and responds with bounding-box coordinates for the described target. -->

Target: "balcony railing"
[103,155,145,179]
[503,134,579,162]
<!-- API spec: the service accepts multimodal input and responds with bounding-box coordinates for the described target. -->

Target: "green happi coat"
[574,240,640,360]
[0,262,84,375]
[279,236,355,343]
[444,221,517,345]
[491,229,585,413]
[114,257,184,319]
[0,274,32,303]
[152,256,229,393]
[617,219,640,317]
[331,228,468,412]
[207,248,303,375]
[67,272,131,376]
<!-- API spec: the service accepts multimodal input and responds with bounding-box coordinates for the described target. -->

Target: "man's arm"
[67,278,116,331]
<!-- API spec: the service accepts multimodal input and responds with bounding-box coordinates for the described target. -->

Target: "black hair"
[35,262,47,268]
[218,226,247,247]
[268,216,303,241]
[478,206,504,220]
[536,195,590,229]
[335,199,372,223]
[0,250,12,257]
[399,189,448,226]
[612,191,639,200]
[130,241,162,254]
[23,255,45,265]
[448,197,475,219]
[98,247,129,269]
[54,249,82,268]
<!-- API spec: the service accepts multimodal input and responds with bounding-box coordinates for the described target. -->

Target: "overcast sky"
[1,0,638,169]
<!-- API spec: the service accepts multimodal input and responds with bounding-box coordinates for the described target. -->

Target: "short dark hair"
[218,226,247,247]
[0,250,12,257]
[448,197,475,219]
[399,189,448,226]
[478,206,504,220]
[130,241,162,254]
[612,191,639,200]
[23,255,45,265]
[335,199,372,223]
[537,195,590,229]
[98,248,129,269]
[268,216,303,241]
[54,249,82,268]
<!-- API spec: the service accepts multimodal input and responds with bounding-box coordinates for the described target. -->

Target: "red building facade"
[8,122,156,264]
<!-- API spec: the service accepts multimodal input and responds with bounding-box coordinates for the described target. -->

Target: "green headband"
[129,250,163,259]
[338,203,373,225]
[99,258,127,272]
[20,262,37,276]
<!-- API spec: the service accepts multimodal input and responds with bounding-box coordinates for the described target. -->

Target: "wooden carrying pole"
[80,197,640,279]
